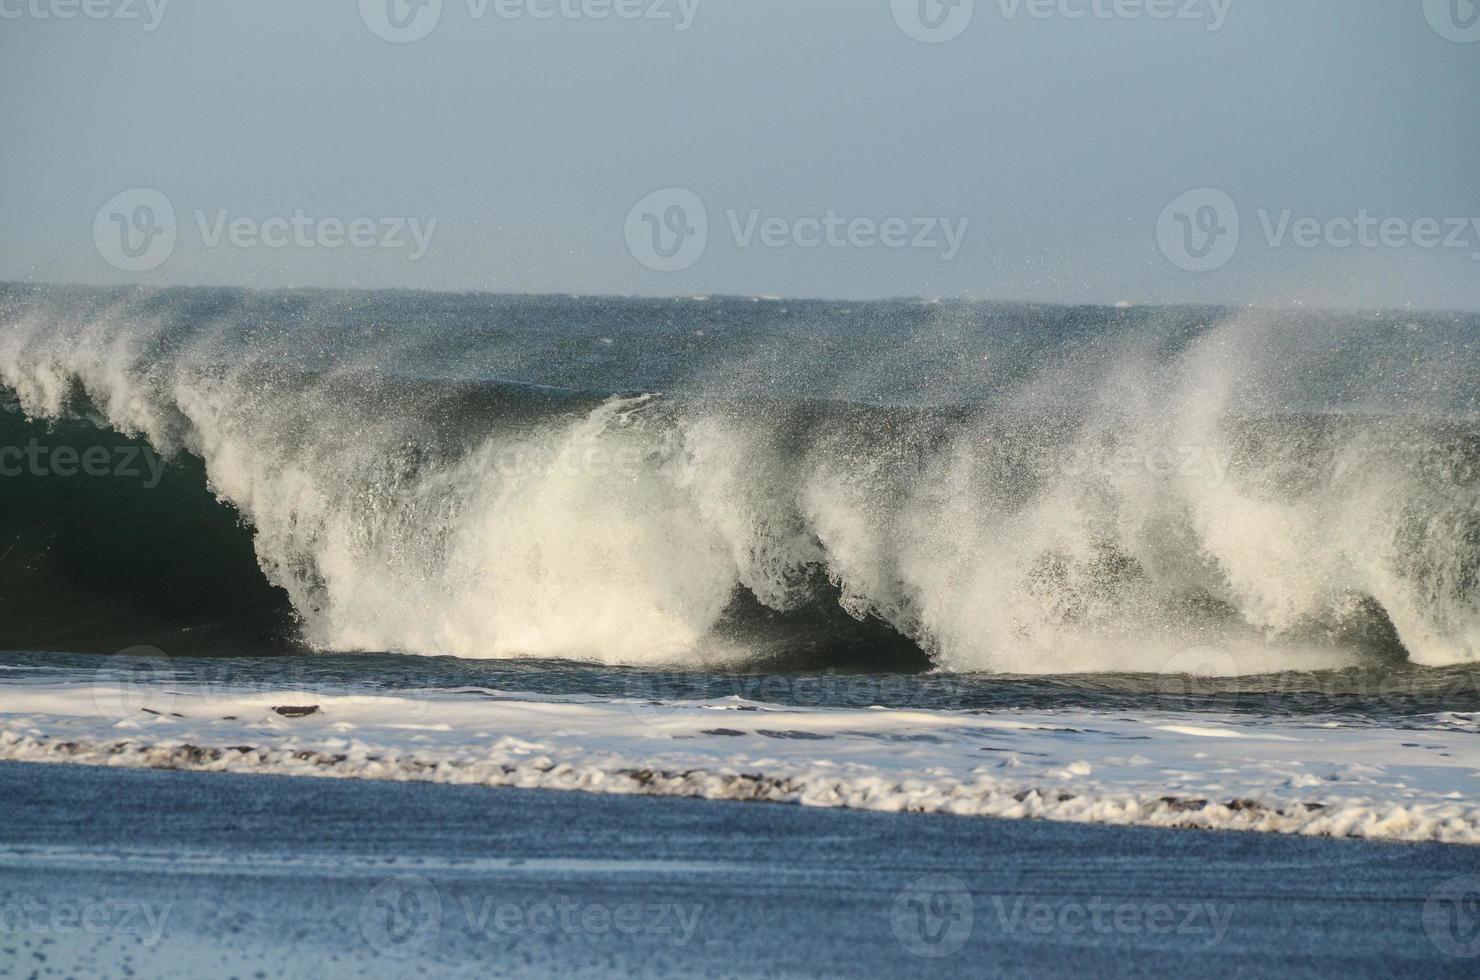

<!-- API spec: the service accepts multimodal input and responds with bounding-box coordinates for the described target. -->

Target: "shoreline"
[7,676,1477,846]
[4,732,1475,847]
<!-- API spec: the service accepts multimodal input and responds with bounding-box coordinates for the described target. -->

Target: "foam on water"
[2,676,1477,843]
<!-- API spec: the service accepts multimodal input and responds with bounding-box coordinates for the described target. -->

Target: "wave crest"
[1,286,1477,671]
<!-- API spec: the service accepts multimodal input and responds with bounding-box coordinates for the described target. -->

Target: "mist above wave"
[1,285,1476,672]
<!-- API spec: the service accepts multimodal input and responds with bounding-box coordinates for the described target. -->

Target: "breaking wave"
[1,284,1477,672]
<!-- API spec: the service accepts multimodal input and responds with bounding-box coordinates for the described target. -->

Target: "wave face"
[1,284,1478,672]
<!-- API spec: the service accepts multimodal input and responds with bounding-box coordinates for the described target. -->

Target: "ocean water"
[5,762,1476,978]
[1,283,1478,841]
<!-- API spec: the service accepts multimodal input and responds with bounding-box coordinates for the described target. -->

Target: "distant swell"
[2,284,1477,672]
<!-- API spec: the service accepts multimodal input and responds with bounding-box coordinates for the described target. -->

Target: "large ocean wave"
[2,284,1477,672]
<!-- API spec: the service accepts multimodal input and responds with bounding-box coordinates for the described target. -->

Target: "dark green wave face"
[0,410,298,656]
[1,284,1477,675]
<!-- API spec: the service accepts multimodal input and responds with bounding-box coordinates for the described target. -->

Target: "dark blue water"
[1,761,1476,978]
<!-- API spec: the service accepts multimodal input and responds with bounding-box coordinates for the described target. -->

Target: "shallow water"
[2,761,1476,978]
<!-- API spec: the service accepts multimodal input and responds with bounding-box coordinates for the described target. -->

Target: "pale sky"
[1,0,1477,308]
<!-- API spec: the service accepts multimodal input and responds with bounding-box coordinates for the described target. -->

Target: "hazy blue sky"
[2,0,1477,307]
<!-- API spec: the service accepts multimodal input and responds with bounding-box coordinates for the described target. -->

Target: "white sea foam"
[2,681,1477,843]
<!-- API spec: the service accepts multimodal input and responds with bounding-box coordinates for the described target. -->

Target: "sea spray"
[1,284,1476,670]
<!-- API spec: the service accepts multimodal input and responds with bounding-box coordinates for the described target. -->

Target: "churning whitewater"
[1,283,1477,672]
